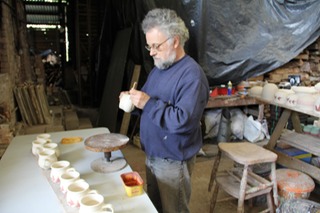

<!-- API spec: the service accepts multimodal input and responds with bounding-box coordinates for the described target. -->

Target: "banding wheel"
[84,133,129,173]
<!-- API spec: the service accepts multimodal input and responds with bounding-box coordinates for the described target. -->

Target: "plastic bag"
[230,108,246,140]
[244,115,265,143]
[203,109,222,139]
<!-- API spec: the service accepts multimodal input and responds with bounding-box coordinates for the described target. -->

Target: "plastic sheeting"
[137,0,320,86]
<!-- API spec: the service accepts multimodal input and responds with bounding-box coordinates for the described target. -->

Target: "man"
[120,8,209,213]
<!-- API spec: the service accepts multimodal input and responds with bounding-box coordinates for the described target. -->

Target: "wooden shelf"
[206,96,262,108]
[279,131,320,156]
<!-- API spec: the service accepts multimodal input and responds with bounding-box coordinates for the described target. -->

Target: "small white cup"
[119,94,134,113]
[38,149,57,169]
[79,193,114,213]
[66,180,98,208]
[59,169,80,194]
[37,133,52,143]
[50,161,71,183]
[42,142,60,158]
[32,138,48,156]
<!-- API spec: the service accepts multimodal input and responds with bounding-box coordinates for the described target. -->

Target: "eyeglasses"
[145,37,171,52]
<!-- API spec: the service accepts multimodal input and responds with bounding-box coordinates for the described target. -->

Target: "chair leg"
[210,182,219,213]
[237,165,248,213]
[208,150,221,192]
[270,162,278,207]
[266,191,274,213]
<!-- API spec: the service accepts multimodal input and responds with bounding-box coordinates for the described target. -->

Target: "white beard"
[154,50,176,70]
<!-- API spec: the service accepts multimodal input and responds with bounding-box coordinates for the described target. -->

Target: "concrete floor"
[121,143,271,213]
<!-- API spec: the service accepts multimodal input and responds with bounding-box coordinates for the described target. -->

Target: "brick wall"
[0,0,24,143]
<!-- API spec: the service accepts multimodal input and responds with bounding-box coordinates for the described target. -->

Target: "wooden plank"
[273,149,320,182]
[206,96,261,108]
[13,87,28,125]
[279,131,320,156]
[28,85,44,124]
[265,109,291,150]
[22,85,38,125]
[35,84,52,124]
[120,65,141,136]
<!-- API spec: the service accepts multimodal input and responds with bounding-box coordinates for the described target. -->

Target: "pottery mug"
[66,179,98,208]
[50,161,72,183]
[42,142,60,158]
[37,133,52,143]
[119,93,134,113]
[38,149,57,169]
[79,193,114,213]
[59,170,80,194]
[32,138,48,156]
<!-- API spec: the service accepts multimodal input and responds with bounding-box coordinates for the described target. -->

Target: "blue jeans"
[145,155,196,213]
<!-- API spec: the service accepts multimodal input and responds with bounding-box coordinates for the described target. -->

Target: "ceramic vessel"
[261,82,278,101]
[274,89,294,105]
[248,86,263,98]
[31,138,48,156]
[42,142,60,158]
[79,194,114,213]
[66,179,98,208]
[38,149,57,169]
[50,161,71,183]
[119,94,134,113]
[286,93,298,107]
[59,170,80,194]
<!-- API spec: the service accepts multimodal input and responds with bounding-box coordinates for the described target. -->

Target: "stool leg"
[270,162,278,207]
[266,191,274,213]
[208,150,221,192]
[238,164,248,213]
[210,182,219,213]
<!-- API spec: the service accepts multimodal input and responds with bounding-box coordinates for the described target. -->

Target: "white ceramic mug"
[38,149,57,169]
[119,93,134,113]
[60,170,80,194]
[50,161,72,183]
[79,193,114,213]
[31,138,48,156]
[66,179,98,208]
[37,133,52,143]
[42,142,60,158]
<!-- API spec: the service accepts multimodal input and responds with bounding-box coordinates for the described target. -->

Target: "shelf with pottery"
[253,93,320,182]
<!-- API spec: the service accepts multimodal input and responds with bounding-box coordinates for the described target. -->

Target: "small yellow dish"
[121,171,144,197]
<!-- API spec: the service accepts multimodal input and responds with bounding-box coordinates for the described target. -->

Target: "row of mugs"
[31,134,60,170]
[52,162,114,212]
[31,134,114,212]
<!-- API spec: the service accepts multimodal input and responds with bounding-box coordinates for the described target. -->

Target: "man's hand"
[129,88,150,109]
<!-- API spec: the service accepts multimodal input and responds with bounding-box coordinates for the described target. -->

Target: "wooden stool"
[208,142,278,213]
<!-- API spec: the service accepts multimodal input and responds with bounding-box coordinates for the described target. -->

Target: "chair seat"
[218,142,277,165]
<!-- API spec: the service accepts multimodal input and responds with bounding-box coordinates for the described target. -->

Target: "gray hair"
[141,8,189,47]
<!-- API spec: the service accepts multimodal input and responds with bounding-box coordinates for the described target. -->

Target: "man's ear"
[173,36,180,48]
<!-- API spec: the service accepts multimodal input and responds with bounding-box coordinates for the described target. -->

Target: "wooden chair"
[208,142,278,213]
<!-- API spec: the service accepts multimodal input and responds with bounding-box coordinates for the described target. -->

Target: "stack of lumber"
[266,38,320,86]
[13,84,51,126]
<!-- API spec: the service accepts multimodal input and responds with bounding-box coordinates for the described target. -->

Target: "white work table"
[0,127,157,213]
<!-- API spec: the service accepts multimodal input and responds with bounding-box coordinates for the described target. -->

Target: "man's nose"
[149,48,157,56]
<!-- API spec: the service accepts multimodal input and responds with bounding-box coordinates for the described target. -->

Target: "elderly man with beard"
[119,8,209,213]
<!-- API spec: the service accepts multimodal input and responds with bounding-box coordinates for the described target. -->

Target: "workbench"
[256,97,320,183]
[206,95,264,120]
[0,127,157,213]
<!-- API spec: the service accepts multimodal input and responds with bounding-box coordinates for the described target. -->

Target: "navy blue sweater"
[140,55,209,161]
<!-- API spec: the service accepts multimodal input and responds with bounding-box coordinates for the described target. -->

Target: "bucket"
[275,169,315,204]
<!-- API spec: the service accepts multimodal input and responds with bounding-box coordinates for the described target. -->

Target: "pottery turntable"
[84,133,129,173]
